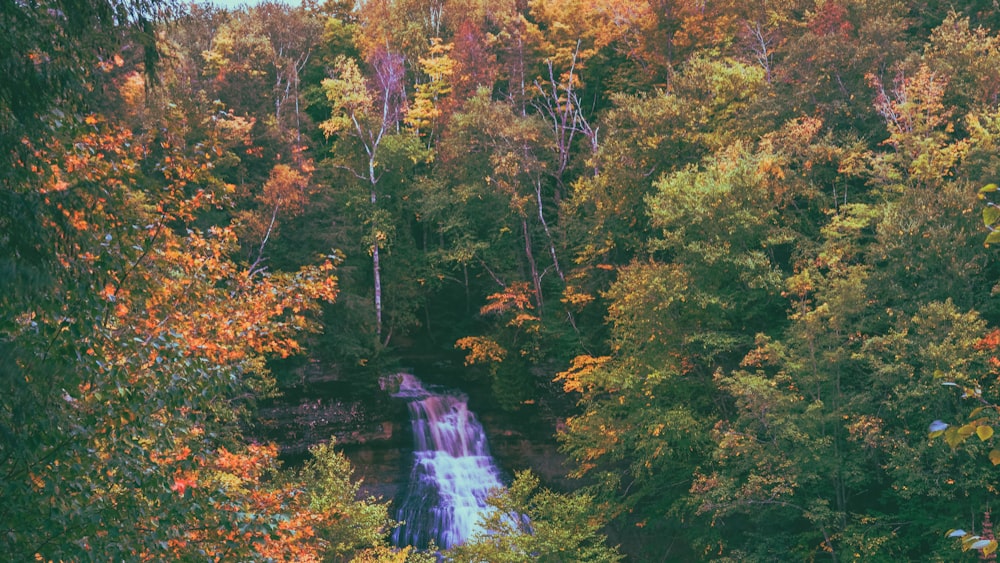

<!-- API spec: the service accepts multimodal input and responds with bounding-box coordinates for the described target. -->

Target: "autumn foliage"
[13,0,1000,561]
[1,52,350,561]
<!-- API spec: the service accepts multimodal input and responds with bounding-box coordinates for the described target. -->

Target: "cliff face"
[255,391,406,455]
[254,361,409,453]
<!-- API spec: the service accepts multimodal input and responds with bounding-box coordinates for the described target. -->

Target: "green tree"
[432,90,584,407]
[558,138,811,558]
[445,471,622,562]
[320,51,412,345]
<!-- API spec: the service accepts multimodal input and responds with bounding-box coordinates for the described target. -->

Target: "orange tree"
[0,101,380,559]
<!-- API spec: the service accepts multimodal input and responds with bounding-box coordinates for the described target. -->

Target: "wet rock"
[251,361,410,458]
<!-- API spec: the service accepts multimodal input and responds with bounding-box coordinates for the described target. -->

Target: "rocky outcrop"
[256,397,403,454]
[252,360,409,455]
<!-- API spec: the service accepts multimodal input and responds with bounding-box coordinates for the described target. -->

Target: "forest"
[6,0,1000,560]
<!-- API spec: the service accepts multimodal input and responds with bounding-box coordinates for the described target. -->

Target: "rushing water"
[388,373,504,549]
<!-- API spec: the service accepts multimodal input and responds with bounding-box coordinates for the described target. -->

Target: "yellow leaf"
[985,541,999,556]
[978,425,994,441]
[989,449,1000,466]
[944,427,965,449]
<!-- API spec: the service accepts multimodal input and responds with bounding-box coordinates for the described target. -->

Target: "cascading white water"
[389,373,504,549]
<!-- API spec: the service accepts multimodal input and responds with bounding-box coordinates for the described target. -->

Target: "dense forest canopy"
[7,0,1000,560]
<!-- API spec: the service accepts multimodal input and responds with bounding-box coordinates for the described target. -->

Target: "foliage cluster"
[12,0,1000,560]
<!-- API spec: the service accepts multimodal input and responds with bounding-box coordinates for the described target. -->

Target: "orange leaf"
[170,475,198,496]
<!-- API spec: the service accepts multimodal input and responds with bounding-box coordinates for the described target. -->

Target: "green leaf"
[981,183,999,194]
[986,230,1000,245]
[985,206,1000,226]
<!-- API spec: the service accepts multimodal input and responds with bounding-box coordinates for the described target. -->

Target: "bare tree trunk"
[293,55,307,145]
[249,202,280,276]
[534,177,564,282]
[522,217,543,312]
[533,44,599,194]
[373,224,383,339]
[275,74,283,123]
[369,157,383,341]
[745,21,773,84]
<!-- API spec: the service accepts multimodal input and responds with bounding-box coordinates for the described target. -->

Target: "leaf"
[985,205,1000,227]
[990,449,1000,466]
[959,422,979,439]
[962,535,983,551]
[985,541,998,556]
[971,539,993,550]
[977,425,994,441]
[944,427,965,449]
[986,230,1000,245]
[981,183,999,194]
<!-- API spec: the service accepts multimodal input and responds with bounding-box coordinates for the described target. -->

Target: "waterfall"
[389,373,504,549]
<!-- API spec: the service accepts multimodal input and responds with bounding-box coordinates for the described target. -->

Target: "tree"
[445,471,622,562]
[433,90,588,406]
[252,1,325,143]
[0,0,167,152]
[0,88,339,559]
[201,9,278,119]
[405,38,457,144]
[321,51,409,344]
